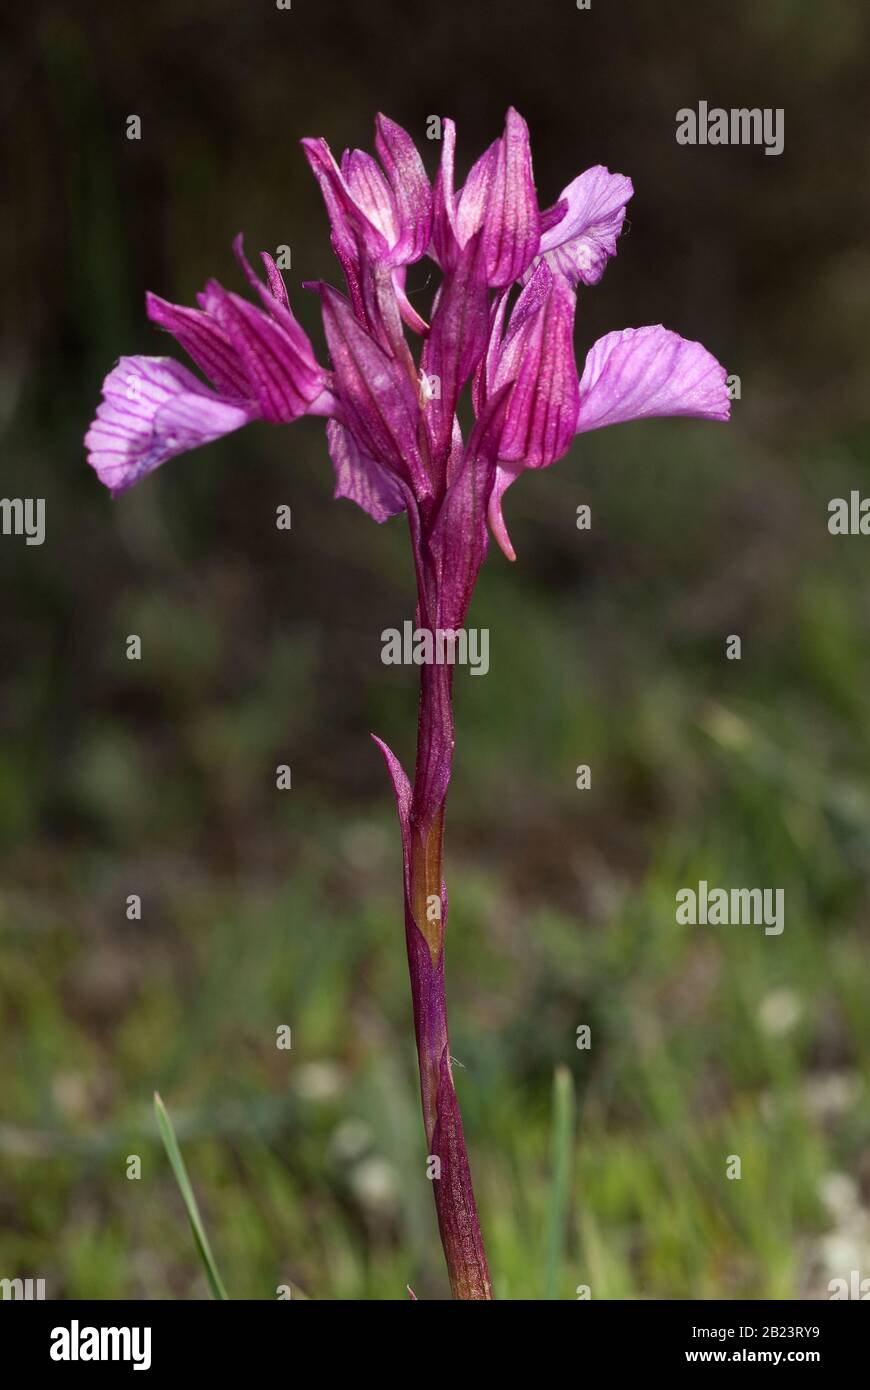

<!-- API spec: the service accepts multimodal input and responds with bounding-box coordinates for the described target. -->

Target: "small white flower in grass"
[757,986,801,1036]
[294,1061,345,1102]
[350,1155,399,1213]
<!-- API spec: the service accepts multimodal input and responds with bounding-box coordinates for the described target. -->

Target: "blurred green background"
[2,0,869,1300]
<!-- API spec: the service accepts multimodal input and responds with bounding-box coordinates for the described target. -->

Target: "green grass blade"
[544,1065,576,1300]
[153,1091,229,1300]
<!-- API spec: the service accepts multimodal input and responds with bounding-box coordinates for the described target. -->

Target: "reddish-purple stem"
[404,661,492,1301]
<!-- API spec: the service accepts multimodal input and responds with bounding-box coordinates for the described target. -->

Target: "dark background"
[1,0,869,1299]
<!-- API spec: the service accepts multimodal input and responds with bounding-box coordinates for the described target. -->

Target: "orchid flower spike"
[87,109,729,558]
[86,109,730,1301]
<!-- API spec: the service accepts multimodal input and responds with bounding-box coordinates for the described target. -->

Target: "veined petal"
[146,292,249,399]
[313,282,429,496]
[539,165,633,286]
[374,113,433,264]
[85,356,255,495]
[356,256,415,365]
[451,112,540,286]
[471,287,510,418]
[204,280,324,424]
[431,117,458,269]
[232,235,293,317]
[501,258,553,341]
[575,324,731,434]
[455,138,499,249]
[343,148,399,247]
[479,107,540,287]
[492,262,579,468]
[429,383,512,633]
[421,232,490,473]
[231,235,328,377]
[302,135,390,279]
[326,418,408,523]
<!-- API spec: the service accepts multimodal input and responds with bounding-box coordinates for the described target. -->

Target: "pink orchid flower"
[86,108,729,1299]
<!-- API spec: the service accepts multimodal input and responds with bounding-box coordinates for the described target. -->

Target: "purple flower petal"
[434,109,540,288]
[326,419,408,523]
[421,232,490,474]
[431,117,459,269]
[313,281,429,497]
[260,252,291,310]
[232,236,294,319]
[355,256,417,364]
[486,461,524,563]
[342,148,399,247]
[575,324,731,433]
[203,279,324,424]
[374,113,433,264]
[539,165,633,286]
[302,136,386,266]
[391,265,429,336]
[538,196,569,237]
[470,287,510,418]
[475,265,579,562]
[491,261,579,467]
[429,383,512,633]
[145,292,250,399]
[304,121,431,275]
[479,107,540,287]
[455,138,499,249]
[85,356,255,495]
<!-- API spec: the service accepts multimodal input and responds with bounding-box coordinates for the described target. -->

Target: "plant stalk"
[404,660,492,1300]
